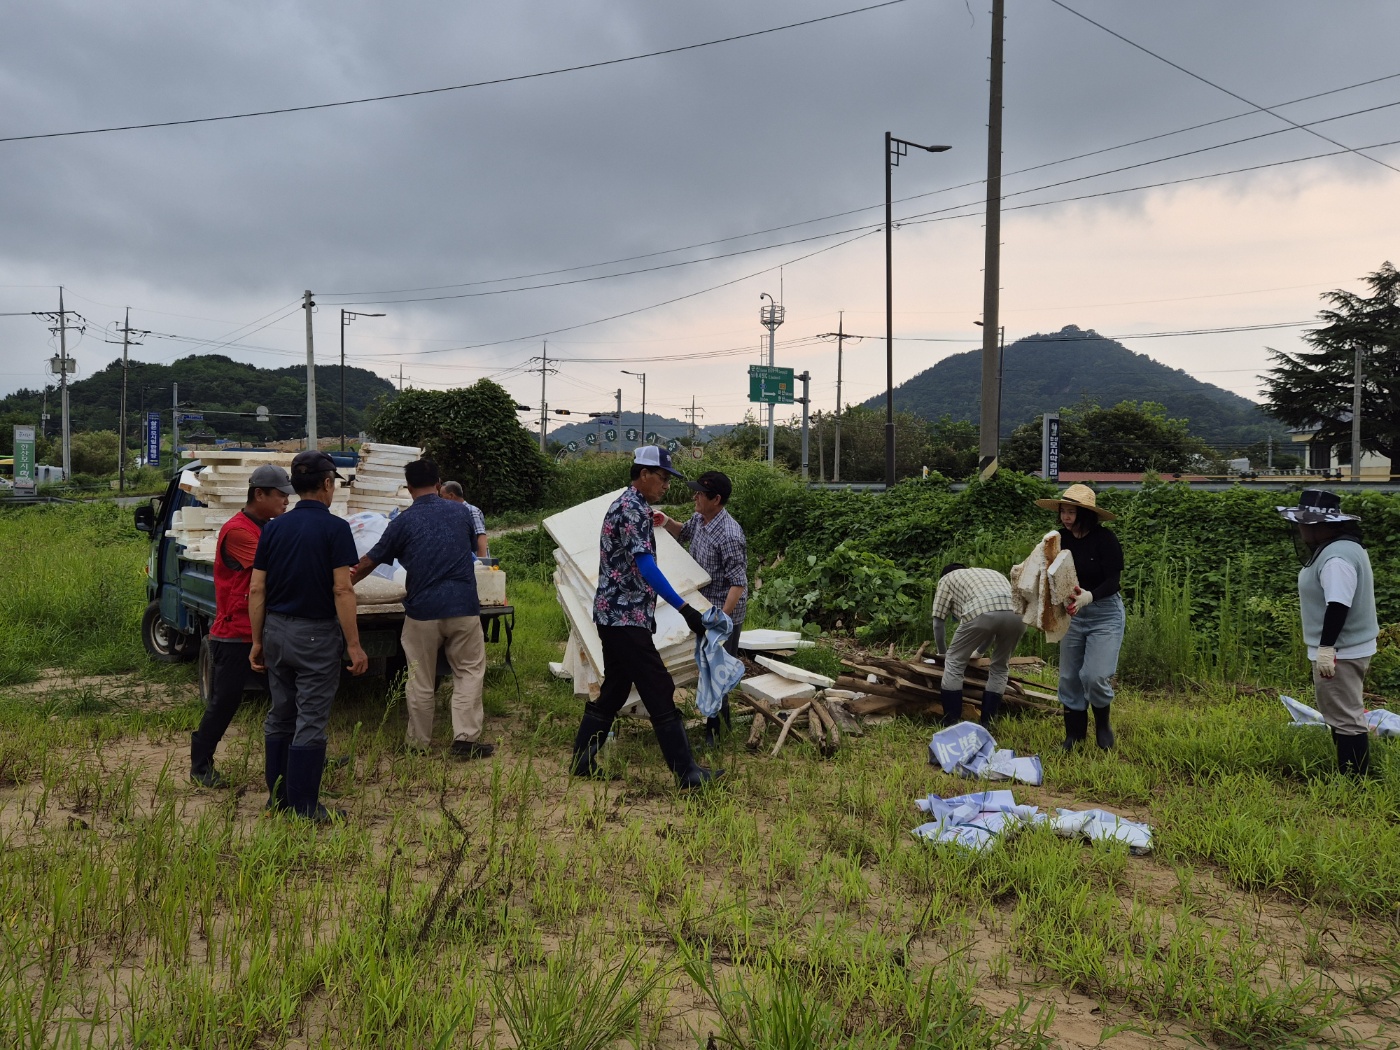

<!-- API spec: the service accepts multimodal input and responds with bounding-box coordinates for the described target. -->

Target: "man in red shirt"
[190,463,293,787]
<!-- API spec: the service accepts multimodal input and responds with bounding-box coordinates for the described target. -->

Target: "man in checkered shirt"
[657,470,748,743]
[932,564,1025,729]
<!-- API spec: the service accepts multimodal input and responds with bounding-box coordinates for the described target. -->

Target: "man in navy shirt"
[351,458,493,760]
[250,450,367,822]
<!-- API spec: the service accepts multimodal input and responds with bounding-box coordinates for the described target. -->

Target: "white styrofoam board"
[754,655,834,688]
[739,673,817,705]
[738,629,816,651]
[543,489,710,594]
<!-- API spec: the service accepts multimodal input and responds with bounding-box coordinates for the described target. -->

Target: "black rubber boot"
[940,689,965,728]
[703,698,733,747]
[1336,732,1372,778]
[1092,704,1115,751]
[285,743,345,823]
[978,692,1003,729]
[191,732,229,788]
[264,734,292,811]
[1061,707,1089,751]
[570,704,617,779]
[653,710,723,790]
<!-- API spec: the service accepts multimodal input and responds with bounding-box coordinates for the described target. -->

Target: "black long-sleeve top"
[1058,523,1123,599]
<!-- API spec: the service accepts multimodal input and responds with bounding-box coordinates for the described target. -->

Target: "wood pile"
[836,649,1057,718]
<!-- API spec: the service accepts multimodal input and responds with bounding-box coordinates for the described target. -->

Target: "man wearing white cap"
[569,446,722,789]
[1278,489,1378,776]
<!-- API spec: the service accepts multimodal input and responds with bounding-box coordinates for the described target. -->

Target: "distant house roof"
[1048,471,1213,483]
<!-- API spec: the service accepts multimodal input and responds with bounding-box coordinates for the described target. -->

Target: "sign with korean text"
[748,364,794,404]
[145,412,161,467]
[625,427,639,442]
[1042,413,1060,482]
[12,425,35,492]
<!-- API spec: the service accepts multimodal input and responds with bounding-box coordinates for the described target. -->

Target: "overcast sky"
[2,0,1397,436]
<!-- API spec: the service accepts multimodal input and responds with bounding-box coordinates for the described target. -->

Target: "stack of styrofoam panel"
[543,489,712,713]
[348,442,420,515]
[168,450,294,562]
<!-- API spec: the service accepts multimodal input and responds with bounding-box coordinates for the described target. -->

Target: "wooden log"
[807,707,825,753]
[847,694,902,716]
[824,699,863,736]
[739,695,810,744]
[813,697,841,749]
[771,703,811,757]
[746,711,766,750]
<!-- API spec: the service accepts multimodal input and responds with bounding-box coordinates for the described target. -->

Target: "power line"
[1045,0,1400,176]
[0,0,912,145]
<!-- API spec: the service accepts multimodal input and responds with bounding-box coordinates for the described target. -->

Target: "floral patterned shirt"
[593,486,658,630]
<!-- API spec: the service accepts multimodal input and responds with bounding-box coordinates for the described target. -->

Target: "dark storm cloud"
[1,0,1398,396]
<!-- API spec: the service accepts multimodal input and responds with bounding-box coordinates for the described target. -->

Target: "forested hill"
[0,355,396,443]
[872,325,1285,447]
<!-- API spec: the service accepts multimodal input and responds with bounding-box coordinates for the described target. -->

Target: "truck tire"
[141,601,199,663]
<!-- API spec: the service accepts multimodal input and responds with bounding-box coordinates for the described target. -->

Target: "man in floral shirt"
[571,446,723,789]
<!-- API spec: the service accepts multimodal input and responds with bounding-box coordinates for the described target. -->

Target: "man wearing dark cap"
[190,463,294,788]
[1278,489,1379,776]
[569,445,722,788]
[350,458,493,760]
[656,470,748,743]
[250,450,368,822]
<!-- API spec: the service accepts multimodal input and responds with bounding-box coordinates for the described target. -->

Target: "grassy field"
[3,504,1400,1048]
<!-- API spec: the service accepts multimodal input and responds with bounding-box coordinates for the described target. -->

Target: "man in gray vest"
[1278,490,1378,776]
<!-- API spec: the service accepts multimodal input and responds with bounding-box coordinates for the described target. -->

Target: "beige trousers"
[399,615,486,748]
[1314,656,1371,736]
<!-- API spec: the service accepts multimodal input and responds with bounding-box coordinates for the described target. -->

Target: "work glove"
[1068,587,1094,615]
[679,604,706,635]
[1316,645,1337,678]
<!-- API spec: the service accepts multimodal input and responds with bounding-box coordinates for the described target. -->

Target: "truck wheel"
[141,601,198,663]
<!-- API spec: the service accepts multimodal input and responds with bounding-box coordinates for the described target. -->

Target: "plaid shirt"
[679,508,748,625]
[932,567,1014,623]
[593,486,659,630]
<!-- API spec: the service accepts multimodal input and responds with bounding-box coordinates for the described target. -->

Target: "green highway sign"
[748,364,794,404]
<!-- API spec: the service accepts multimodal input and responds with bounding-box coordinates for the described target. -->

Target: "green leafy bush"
[752,542,928,642]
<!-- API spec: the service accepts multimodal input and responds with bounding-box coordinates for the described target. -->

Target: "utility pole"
[534,342,554,452]
[110,308,147,492]
[797,371,811,482]
[36,292,85,476]
[1351,344,1364,482]
[978,0,1006,480]
[817,313,862,483]
[303,290,317,451]
[172,383,180,475]
[398,364,404,391]
[760,293,784,466]
[615,388,622,451]
[685,396,705,444]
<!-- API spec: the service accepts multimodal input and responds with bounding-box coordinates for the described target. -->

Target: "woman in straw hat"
[1034,484,1124,751]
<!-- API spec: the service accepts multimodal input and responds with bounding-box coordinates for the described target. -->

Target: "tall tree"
[1262,262,1400,462]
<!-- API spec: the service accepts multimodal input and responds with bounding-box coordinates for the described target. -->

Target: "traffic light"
[553,408,571,415]
[515,404,532,412]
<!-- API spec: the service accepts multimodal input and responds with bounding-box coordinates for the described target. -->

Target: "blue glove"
[635,553,685,610]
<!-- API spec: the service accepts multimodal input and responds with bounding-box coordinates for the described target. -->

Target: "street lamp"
[341,310,386,451]
[885,132,951,488]
[621,370,647,444]
[759,292,785,467]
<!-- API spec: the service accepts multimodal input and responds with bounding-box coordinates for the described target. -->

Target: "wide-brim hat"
[1034,483,1116,521]
[1276,489,1359,525]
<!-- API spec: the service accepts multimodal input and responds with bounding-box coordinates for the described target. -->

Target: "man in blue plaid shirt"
[657,470,748,743]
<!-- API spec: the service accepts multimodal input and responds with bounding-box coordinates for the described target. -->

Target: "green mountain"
[872,325,1285,448]
[0,354,396,445]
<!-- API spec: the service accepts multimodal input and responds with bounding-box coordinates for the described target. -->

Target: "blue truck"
[133,458,409,700]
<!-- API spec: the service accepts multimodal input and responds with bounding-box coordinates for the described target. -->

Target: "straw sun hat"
[1034,483,1116,522]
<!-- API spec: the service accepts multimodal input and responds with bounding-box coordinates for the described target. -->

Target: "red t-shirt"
[209,511,265,641]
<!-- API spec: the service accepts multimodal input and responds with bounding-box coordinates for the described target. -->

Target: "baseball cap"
[632,444,684,479]
[290,450,345,480]
[248,464,294,494]
[686,470,732,501]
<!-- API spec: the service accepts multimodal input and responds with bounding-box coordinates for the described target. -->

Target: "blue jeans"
[1057,593,1124,712]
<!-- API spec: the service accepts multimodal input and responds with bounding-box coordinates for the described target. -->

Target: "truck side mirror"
[134,504,155,534]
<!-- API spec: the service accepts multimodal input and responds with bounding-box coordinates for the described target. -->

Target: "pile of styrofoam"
[166,445,422,609]
[348,442,419,514]
[543,490,712,713]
